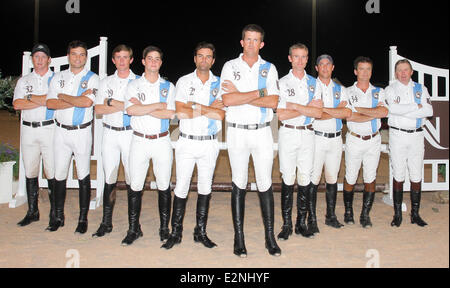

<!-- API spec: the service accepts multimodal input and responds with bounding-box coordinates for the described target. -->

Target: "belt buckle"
[31,122,40,128]
[248,124,258,130]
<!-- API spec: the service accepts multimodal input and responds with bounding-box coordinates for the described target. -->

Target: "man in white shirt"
[310,55,352,232]
[344,57,388,228]
[276,43,323,240]
[221,24,281,257]
[122,46,176,246]
[92,44,138,238]
[13,43,56,228]
[162,42,225,250]
[385,59,433,227]
[46,40,99,234]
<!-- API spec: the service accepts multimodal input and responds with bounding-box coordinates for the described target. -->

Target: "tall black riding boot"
[410,183,427,227]
[277,181,293,240]
[295,184,314,238]
[343,188,355,224]
[18,177,40,226]
[121,188,143,246]
[92,182,116,238]
[158,186,172,241]
[193,194,217,248]
[75,175,91,234]
[231,182,247,258]
[46,179,66,231]
[360,191,375,228]
[258,187,281,256]
[307,183,320,234]
[47,178,56,228]
[391,179,403,227]
[161,195,187,249]
[325,183,344,228]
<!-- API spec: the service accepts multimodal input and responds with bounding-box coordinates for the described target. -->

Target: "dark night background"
[1,0,448,88]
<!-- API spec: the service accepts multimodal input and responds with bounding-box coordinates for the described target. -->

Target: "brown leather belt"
[281,123,313,131]
[390,126,423,133]
[22,119,54,128]
[55,120,92,130]
[314,130,342,138]
[350,130,379,141]
[103,123,132,131]
[133,130,169,140]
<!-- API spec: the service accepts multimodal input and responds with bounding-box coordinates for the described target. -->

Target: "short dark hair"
[67,40,88,55]
[112,44,133,59]
[194,42,216,59]
[142,45,163,60]
[394,59,413,71]
[353,56,373,70]
[242,24,265,42]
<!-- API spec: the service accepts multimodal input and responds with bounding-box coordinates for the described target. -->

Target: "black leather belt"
[179,132,217,141]
[227,121,271,130]
[350,130,379,141]
[133,130,169,140]
[314,130,342,138]
[22,119,54,128]
[103,123,132,131]
[281,123,313,131]
[390,126,423,133]
[55,120,92,130]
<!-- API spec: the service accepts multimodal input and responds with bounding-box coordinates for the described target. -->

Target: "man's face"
[142,51,162,73]
[194,48,215,72]
[112,50,133,72]
[32,51,51,71]
[288,48,308,72]
[315,58,334,80]
[395,63,414,85]
[354,62,372,82]
[68,47,87,69]
[240,31,264,56]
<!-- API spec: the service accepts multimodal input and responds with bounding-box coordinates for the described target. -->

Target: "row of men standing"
[13,24,433,258]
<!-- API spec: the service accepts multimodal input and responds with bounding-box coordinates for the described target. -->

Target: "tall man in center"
[123,46,176,246]
[162,42,225,250]
[220,24,281,257]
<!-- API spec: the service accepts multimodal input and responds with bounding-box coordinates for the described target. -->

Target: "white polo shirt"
[175,70,222,136]
[124,74,175,135]
[346,82,386,135]
[219,53,279,125]
[385,79,433,130]
[96,70,138,127]
[14,69,55,122]
[47,67,99,126]
[312,78,349,133]
[278,70,321,126]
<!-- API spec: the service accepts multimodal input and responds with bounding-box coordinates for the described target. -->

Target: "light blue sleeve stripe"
[207,78,221,135]
[73,71,94,125]
[159,80,171,133]
[258,62,271,124]
[413,82,423,128]
[45,72,55,120]
[304,74,316,125]
[333,82,342,131]
[371,87,380,133]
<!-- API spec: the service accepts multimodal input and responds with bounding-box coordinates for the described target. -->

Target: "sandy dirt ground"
[0,111,448,268]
